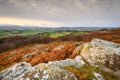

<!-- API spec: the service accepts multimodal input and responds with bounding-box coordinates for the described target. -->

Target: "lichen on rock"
[0,62,32,80]
[19,63,77,80]
[80,38,120,77]
[48,55,85,68]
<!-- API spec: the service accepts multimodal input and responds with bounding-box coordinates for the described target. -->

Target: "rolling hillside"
[0,28,120,80]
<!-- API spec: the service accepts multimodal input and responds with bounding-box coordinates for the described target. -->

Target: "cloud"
[0,0,120,26]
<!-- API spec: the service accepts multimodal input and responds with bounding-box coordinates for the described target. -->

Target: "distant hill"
[0,25,115,31]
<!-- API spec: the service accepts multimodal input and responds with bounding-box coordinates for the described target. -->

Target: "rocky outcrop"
[0,62,77,80]
[0,55,82,80]
[80,38,120,76]
[20,63,77,80]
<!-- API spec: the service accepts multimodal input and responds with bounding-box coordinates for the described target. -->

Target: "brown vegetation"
[57,28,120,43]
[26,42,76,66]
[0,42,76,71]
[0,35,53,52]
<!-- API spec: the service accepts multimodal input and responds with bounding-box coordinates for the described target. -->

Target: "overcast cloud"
[0,0,120,27]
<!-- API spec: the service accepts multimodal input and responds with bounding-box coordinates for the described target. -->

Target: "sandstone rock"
[0,62,32,80]
[48,55,85,68]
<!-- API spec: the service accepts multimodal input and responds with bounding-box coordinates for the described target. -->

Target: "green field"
[0,30,18,38]
[48,32,71,38]
[0,30,87,38]
[21,30,41,35]
[0,30,40,38]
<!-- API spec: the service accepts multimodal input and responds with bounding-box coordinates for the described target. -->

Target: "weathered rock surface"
[0,63,77,80]
[0,62,32,80]
[48,55,85,68]
[20,63,77,80]
[80,38,120,76]
[0,56,81,80]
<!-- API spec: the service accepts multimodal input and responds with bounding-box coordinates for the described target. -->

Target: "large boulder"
[80,38,120,75]
[0,62,77,80]
[19,63,77,80]
[0,62,32,80]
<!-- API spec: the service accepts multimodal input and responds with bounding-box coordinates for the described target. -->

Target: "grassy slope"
[72,31,87,35]
[0,30,15,38]
[64,64,120,80]
[0,30,87,38]
[0,30,40,38]
[21,30,40,35]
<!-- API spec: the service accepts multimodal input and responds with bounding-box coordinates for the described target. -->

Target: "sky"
[0,0,120,27]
